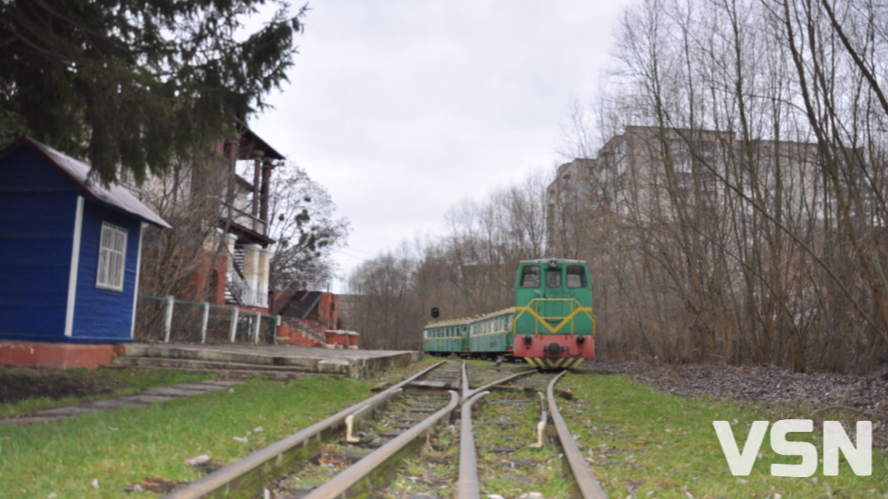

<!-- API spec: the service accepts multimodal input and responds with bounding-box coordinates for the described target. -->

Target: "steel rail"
[456,390,490,499]
[461,361,469,396]
[547,371,608,499]
[162,361,448,499]
[302,390,460,499]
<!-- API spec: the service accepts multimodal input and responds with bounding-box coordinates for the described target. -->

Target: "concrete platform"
[114,344,423,379]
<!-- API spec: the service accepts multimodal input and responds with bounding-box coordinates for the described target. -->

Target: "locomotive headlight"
[548,258,558,268]
[576,336,585,344]
[524,335,533,343]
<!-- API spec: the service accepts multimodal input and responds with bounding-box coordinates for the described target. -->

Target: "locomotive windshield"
[566,265,588,288]
[545,269,561,287]
[520,265,540,288]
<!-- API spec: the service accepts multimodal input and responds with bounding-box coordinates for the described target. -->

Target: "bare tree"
[264,161,350,291]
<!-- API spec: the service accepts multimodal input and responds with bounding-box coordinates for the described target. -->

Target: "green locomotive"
[422,258,596,368]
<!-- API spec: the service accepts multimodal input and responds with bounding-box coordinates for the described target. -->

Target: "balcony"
[221,202,267,237]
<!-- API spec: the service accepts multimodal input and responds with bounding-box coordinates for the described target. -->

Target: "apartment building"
[547,126,826,247]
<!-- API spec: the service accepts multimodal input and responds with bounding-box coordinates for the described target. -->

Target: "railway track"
[162,361,607,499]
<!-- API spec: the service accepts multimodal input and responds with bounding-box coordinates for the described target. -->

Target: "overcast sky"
[248,1,634,290]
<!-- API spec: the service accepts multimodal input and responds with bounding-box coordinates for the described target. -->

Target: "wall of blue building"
[71,201,141,342]
[0,145,81,341]
[0,144,145,344]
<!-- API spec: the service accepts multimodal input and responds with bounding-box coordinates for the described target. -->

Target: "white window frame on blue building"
[96,222,128,291]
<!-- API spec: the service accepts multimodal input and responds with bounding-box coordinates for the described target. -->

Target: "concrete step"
[121,344,319,369]
[104,363,341,380]
[113,356,321,374]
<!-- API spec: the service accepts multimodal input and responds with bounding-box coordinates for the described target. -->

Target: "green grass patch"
[564,372,887,498]
[0,369,415,498]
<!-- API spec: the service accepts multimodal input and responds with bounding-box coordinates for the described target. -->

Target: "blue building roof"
[1,136,171,228]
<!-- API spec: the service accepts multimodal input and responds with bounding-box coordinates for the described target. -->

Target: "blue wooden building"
[0,136,171,344]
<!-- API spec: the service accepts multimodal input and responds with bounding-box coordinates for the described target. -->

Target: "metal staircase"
[225,246,247,306]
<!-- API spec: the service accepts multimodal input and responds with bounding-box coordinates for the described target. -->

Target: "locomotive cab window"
[566,265,588,288]
[520,266,541,288]
[546,269,561,288]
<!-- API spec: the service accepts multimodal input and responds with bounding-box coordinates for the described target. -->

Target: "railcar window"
[546,269,561,287]
[566,265,588,288]
[521,266,541,288]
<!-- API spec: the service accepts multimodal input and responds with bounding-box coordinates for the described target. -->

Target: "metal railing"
[134,294,279,344]
[221,201,267,235]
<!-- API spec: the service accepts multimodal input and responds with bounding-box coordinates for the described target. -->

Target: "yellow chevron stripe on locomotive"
[523,356,585,369]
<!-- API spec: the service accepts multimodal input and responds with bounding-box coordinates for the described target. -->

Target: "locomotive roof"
[519,258,587,265]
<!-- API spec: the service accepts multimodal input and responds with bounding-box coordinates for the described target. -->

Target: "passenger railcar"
[422,317,471,355]
[421,258,596,369]
[468,307,514,358]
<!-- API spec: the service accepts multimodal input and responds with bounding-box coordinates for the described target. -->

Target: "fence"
[134,295,279,344]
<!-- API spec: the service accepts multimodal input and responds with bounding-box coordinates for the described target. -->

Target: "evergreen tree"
[0,0,306,184]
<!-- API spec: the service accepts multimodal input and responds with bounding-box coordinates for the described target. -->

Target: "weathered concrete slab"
[31,406,104,417]
[141,386,209,397]
[194,380,240,387]
[318,359,351,376]
[83,399,149,409]
[168,383,228,392]
[0,380,245,426]
[120,394,178,404]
